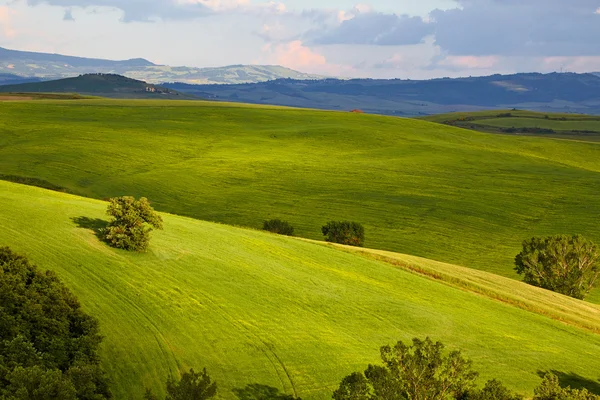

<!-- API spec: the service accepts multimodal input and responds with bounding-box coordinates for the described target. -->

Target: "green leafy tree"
[534,374,597,400]
[263,220,295,236]
[321,221,365,247]
[514,235,600,299]
[333,338,478,400]
[166,368,217,400]
[104,196,163,252]
[0,247,111,399]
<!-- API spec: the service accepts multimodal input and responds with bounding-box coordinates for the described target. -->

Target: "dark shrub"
[321,221,364,247]
[263,219,295,236]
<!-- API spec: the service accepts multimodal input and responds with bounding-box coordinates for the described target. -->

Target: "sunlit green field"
[1,100,599,287]
[2,181,600,399]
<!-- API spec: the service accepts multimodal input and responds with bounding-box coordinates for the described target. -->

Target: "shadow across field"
[71,216,108,241]
[233,384,298,400]
[537,370,600,394]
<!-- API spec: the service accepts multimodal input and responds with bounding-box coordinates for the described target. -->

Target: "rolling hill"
[164,72,600,116]
[0,73,195,99]
[0,46,325,84]
[2,180,600,399]
[0,99,599,302]
[422,110,600,141]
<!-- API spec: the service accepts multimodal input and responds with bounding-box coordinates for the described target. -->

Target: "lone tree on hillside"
[333,337,480,400]
[322,221,365,247]
[514,235,600,300]
[104,196,163,252]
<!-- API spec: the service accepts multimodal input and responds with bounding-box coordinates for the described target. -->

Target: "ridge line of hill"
[316,242,600,334]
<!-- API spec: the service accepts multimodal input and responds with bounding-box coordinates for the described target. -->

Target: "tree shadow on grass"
[537,370,600,395]
[71,216,109,241]
[233,384,300,400]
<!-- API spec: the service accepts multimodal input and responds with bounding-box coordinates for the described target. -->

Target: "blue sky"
[0,0,599,79]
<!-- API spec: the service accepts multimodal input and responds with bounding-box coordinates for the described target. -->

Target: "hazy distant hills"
[0,73,194,99]
[164,72,600,116]
[0,47,325,84]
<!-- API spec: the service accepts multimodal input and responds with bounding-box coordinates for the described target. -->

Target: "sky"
[0,0,599,79]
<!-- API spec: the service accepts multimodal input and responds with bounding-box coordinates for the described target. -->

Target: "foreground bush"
[514,235,600,299]
[333,337,521,400]
[322,221,365,247]
[145,368,217,400]
[534,374,597,400]
[104,196,163,252]
[0,247,111,399]
[263,219,295,236]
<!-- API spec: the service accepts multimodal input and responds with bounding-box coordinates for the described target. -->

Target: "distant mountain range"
[0,73,194,99]
[164,73,600,116]
[0,47,325,84]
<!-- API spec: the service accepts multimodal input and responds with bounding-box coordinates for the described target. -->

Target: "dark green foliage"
[321,221,365,247]
[534,374,598,400]
[165,368,217,400]
[514,235,600,299]
[263,219,295,236]
[0,247,110,399]
[104,196,163,252]
[333,338,478,400]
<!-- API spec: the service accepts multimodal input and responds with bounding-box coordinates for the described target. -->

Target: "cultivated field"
[1,100,599,299]
[1,180,600,399]
[423,110,600,141]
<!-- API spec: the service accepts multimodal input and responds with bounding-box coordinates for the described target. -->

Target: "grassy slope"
[1,180,600,399]
[0,100,599,290]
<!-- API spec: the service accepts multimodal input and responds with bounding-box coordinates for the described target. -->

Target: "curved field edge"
[1,180,599,399]
[315,242,600,334]
[1,99,599,291]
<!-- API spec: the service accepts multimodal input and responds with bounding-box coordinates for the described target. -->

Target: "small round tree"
[514,235,600,300]
[321,221,365,247]
[104,196,163,252]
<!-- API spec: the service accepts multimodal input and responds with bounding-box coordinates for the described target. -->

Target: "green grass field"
[422,110,600,141]
[2,180,600,399]
[1,100,600,293]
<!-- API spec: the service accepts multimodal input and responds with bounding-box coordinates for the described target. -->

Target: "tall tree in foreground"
[333,337,479,400]
[514,235,600,299]
[0,247,111,399]
[104,196,163,252]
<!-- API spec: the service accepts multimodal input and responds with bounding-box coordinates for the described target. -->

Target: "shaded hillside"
[0,73,42,85]
[0,46,326,84]
[1,99,599,298]
[0,73,194,99]
[2,180,600,399]
[164,73,600,116]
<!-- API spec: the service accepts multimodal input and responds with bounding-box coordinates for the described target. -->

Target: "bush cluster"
[322,221,365,247]
[263,219,295,236]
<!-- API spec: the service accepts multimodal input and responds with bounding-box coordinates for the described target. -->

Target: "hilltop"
[164,72,600,116]
[2,180,600,399]
[0,99,599,301]
[0,46,326,84]
[0,73,194,99]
